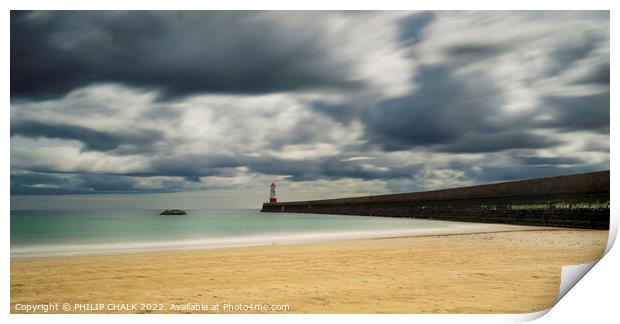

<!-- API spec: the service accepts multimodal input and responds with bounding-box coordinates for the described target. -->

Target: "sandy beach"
[11,228,608,314]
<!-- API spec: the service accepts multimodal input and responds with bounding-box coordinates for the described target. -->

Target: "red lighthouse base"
[269,198,277,204]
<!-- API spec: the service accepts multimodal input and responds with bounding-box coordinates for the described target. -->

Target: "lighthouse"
[269,182,277,204]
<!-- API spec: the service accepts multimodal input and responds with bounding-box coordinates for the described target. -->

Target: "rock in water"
[160,209,187,216]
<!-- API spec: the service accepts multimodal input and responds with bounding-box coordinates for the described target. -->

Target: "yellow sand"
[10,229,608,314]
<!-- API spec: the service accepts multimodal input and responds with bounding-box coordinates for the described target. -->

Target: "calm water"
[11,209,478,257]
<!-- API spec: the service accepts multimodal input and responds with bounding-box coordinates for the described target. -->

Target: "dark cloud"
[11,154,424,195]
[11,170,214,195]
[445,43,506,59]
[572,61,610,85]
[398,11,435,46]
[537,93,609,133]
[264,114,344,148]
[363,67,467,150]
[361,66,539,153]
[11,120,165,152]
[11,11,362,99]
[10,173,77,195]
[132,155,240,178]
[12,120,120,151]
[21,153,421,184]
[11,172,140,195]
[440,132,562,153]
[548,32,606,79]
[311,101,362,124]
[143,154,421,182]
[10,170,240,195]
[246,157,421,181]
[72,174,144,192]
[517,156,584,166]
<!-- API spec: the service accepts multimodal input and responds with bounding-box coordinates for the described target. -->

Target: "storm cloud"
[11,11,364,99]
[11,120,165,152]
[10,11,609,199]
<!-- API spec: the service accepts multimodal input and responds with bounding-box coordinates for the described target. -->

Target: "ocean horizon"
[10,208,506,258]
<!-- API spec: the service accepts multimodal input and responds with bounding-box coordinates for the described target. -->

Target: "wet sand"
[10,229,608,314]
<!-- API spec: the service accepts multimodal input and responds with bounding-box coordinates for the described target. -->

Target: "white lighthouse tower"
[269,182,277,204]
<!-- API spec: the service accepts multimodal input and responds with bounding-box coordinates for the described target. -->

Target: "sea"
[10,209,496,258]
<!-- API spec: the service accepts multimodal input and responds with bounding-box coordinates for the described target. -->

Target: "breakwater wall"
[261,171,610,229]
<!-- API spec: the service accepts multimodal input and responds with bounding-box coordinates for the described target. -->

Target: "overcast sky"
[10,11,609,208]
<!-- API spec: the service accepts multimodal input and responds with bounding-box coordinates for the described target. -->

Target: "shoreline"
[11,228,608,313]
[11,223,574,259]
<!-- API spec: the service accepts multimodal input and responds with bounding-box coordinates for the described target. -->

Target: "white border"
[3,1,616,323]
